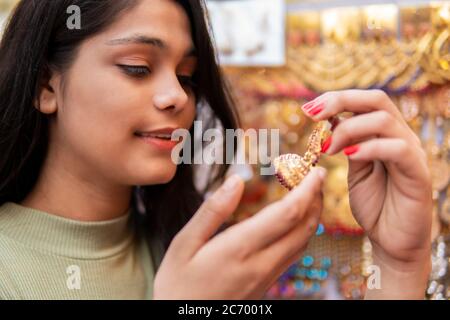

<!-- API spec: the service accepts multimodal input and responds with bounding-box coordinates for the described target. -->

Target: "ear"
[35,73,61,115]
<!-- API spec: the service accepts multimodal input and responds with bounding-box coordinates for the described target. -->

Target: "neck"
[21,146,132,222]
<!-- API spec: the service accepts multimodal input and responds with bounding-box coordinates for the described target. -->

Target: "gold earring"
[273,121,331,190]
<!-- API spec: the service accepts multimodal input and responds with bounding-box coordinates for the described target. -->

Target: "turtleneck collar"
[0,202,135,260]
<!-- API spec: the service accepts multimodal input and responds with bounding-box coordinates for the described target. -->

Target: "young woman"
[0,0,432,300]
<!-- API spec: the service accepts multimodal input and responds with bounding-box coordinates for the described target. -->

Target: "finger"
[257,191,321,265]
[253,237,311,299]
[171,174,244,260]
[255,200,321,288]
[324,111,415,155]
[251,195,322,297]
[343,138,430,184]
[245,195,322,299]
[220,167,326,258]
[301,90,407,126]
[260,242,309,296]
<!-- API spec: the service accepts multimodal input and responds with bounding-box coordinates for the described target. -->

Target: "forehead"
[98,0,195,56]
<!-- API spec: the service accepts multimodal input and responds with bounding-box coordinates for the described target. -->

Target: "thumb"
[173,174,244,258]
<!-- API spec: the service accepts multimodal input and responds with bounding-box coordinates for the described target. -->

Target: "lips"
[135,127,178,139]
[135,132,172,140]
[134,127,182,151]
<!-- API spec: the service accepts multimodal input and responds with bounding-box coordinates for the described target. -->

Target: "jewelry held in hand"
[273,121,331,190]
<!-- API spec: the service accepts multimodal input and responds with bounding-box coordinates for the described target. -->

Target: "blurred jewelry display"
[226,3,449,96]
[427,235,450,300]
[225,2,449,300]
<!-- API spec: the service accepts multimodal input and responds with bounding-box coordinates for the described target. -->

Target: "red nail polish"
[301,101,315,111]
[344,145,359,156]
[309,103,324,116]
[321,136,332,153]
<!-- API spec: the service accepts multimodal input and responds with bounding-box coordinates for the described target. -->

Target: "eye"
[177,75,198,89]
[117,65,150,78]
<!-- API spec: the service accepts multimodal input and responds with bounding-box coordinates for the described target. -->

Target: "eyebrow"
[106,34,197,57]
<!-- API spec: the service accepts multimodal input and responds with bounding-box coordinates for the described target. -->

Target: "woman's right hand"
[153,168,326,299]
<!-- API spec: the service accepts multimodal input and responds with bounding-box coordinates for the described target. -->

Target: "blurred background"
[1,0,449,300]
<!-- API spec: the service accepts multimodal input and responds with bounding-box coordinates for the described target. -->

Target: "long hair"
[0,0,239,261]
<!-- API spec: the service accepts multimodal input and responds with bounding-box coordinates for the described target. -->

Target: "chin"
[123,154,179,186]
[133,164,178,186]
[153,169,178,184]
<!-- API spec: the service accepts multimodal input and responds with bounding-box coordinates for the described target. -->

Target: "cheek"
[59,65,135,156]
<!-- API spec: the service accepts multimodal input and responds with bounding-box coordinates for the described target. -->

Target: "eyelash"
[118,64,150,77]
[118,65,197,89]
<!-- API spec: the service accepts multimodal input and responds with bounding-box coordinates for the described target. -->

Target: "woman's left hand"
[301,90,433,299]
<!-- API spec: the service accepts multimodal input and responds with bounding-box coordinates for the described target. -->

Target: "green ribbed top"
[0,202,154,300]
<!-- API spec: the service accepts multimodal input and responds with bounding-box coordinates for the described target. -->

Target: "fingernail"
[316,167,327,180]
[321,136,332,153]
[344,145,359,156]
[301,100,316,111]
[308,102,325,116]
[223,175,241,191]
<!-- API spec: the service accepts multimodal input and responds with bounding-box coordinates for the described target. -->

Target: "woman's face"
[48,0,197,187]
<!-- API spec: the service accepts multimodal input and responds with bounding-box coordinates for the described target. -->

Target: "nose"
[152,73,189,112]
